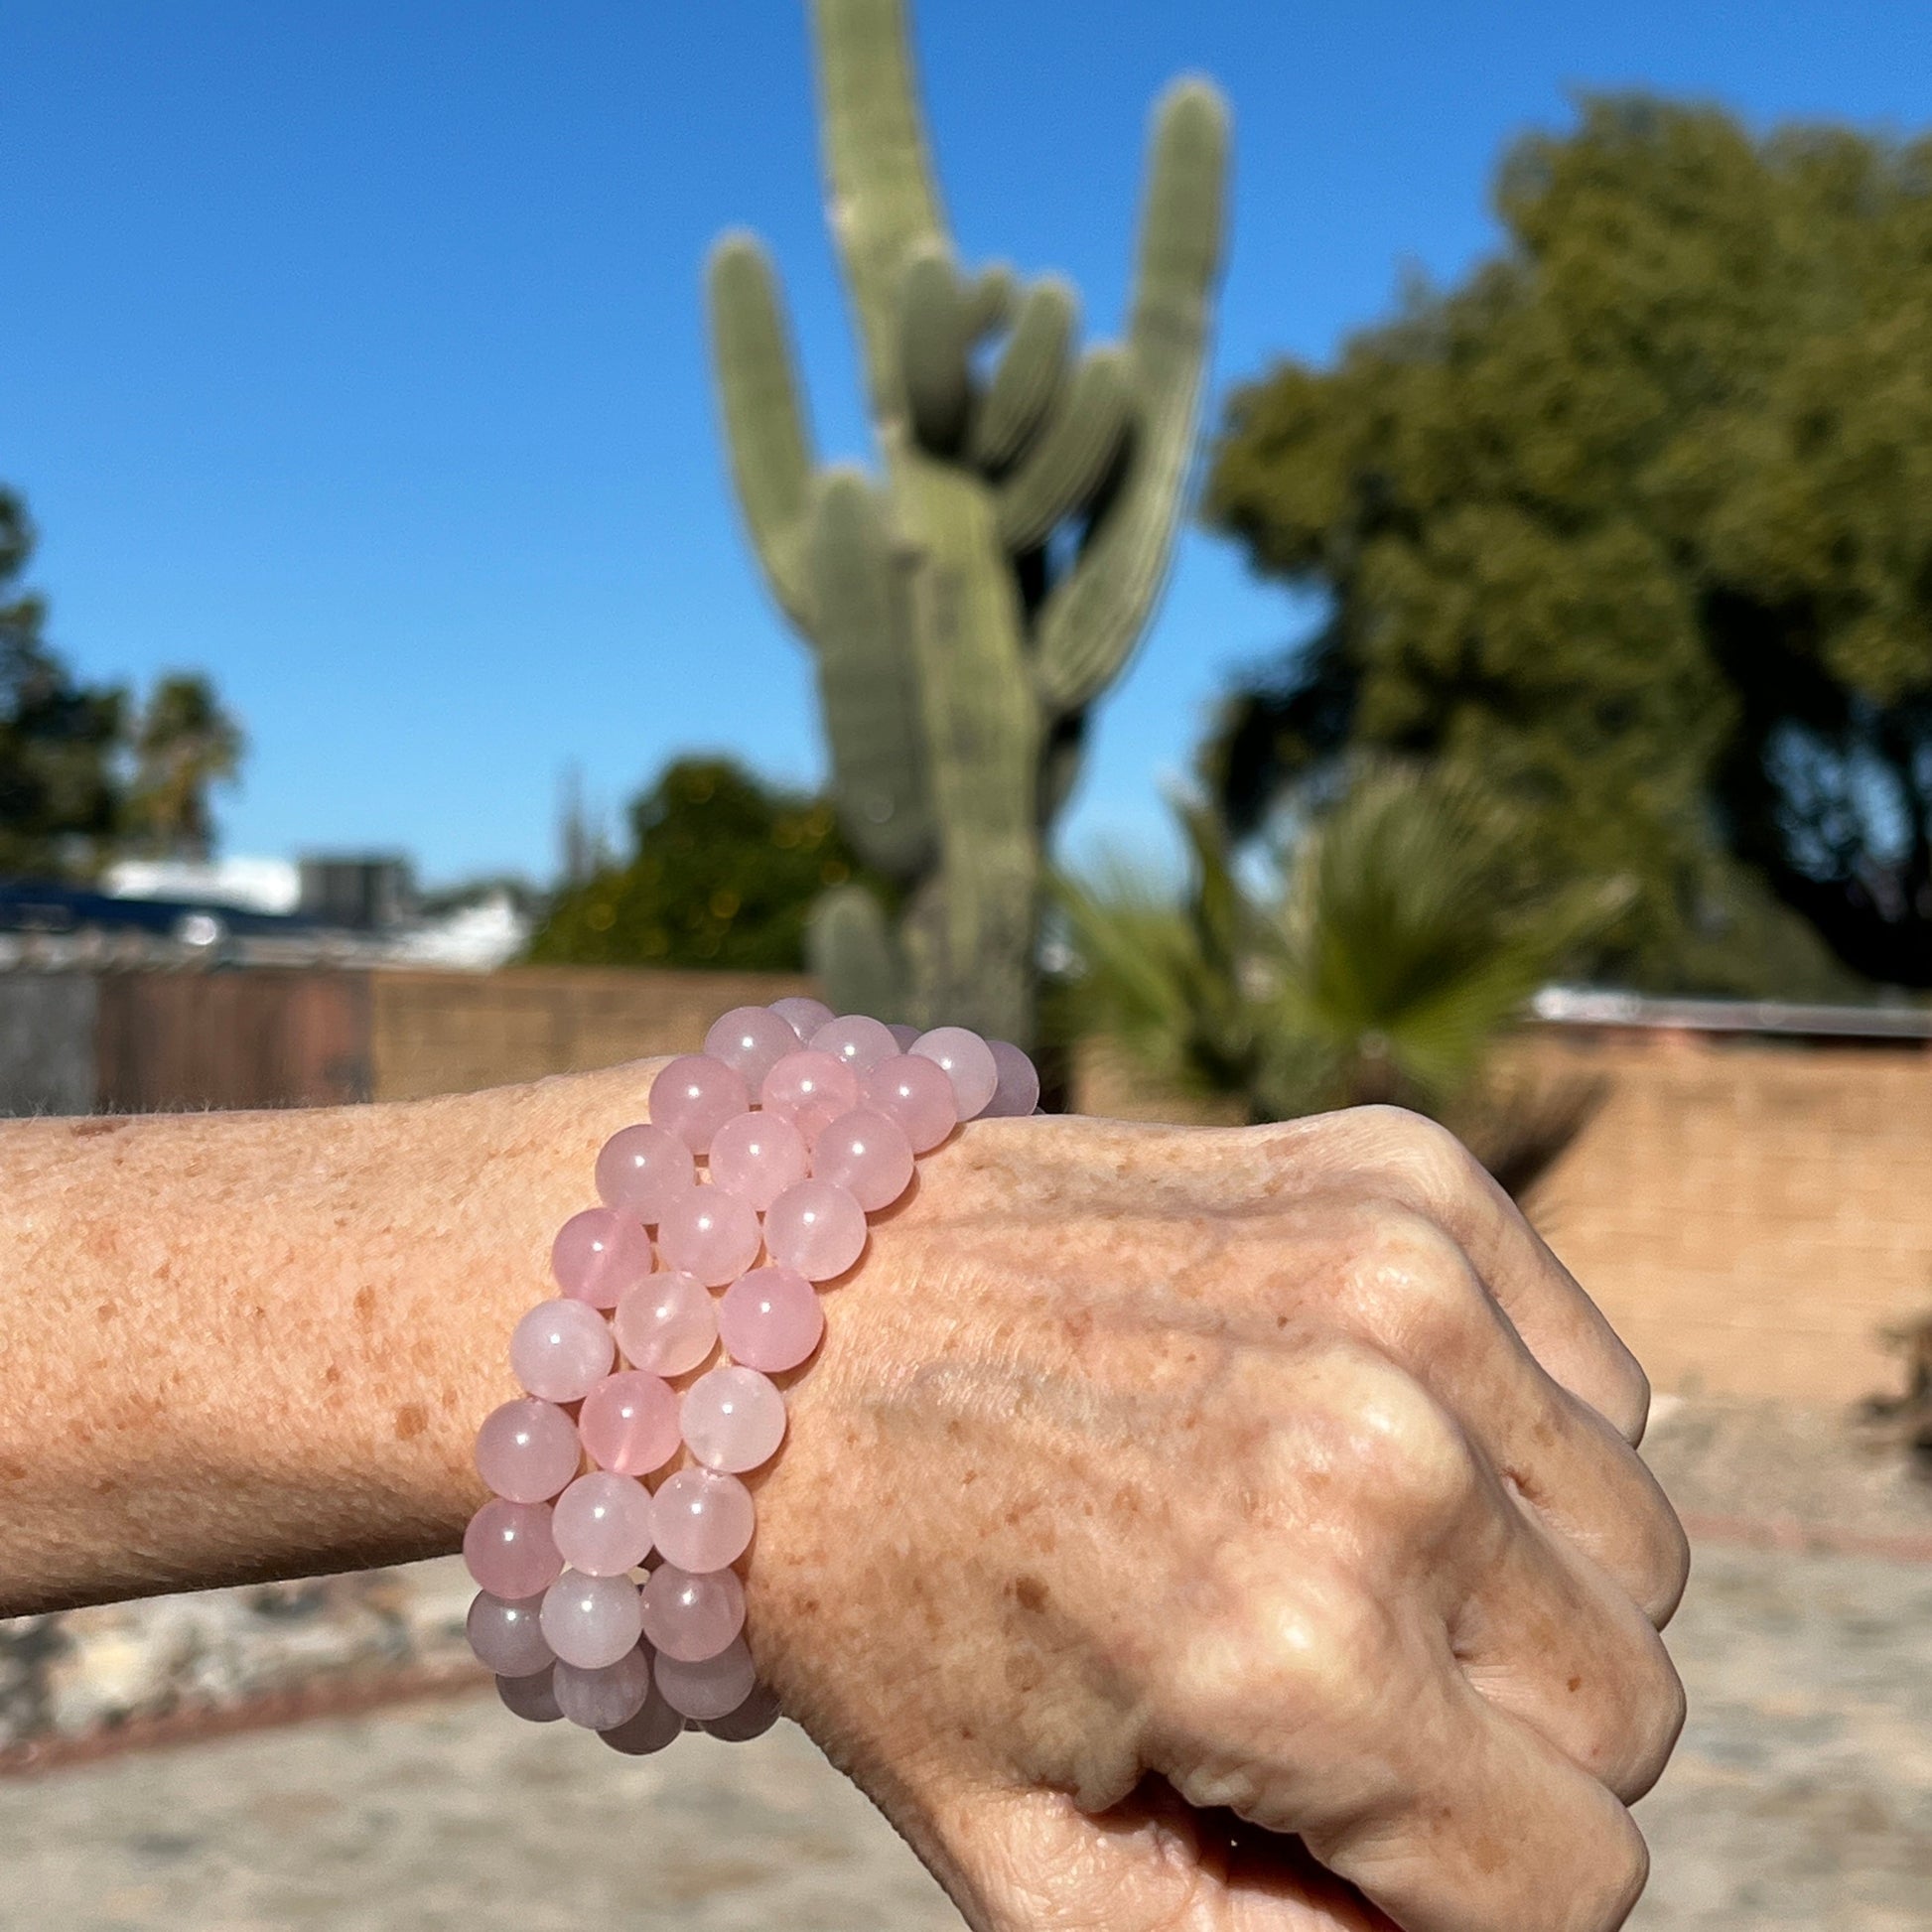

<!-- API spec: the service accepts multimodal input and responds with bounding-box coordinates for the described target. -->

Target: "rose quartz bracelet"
[462,997,1040,1752]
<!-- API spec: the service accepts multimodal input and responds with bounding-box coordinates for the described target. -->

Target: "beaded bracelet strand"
[461,997,1040,1753]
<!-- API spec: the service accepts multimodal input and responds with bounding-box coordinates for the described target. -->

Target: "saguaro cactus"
[707,0,1229,1043]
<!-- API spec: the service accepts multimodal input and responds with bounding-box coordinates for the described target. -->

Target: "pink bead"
[650,1468,756,1572]
[654,1635,758,1722]
[464,1499,563,1598]
[703,1679,782,1740]
[654,1185,762,1288]
[474,1398,581,1503]
[704,1005,801,1087]
[540,1570,645,1669]
[680,1365,787,1472]
[717,1266,824,1372]
[983,1039,1042,1118]
[811,1107,915,1211]
[650,1053,750,1156]
[613,1271,717,1376]
[912,1026,1000,1119]
[809,1014,899,1074]
[862,1053,959,1154]
[593,1124,694,1224]
[496,1667,563,1724]
[768,995,836,1040]
[886,1022,921,1050]
[467,1591,554,1676]
[639,1563,747,1662]
[763,1178,868,1281]
[550,1205,654,1309]
[551,1471,654,1576]
[707,1110,809,1212]
[577,1370,680,1475]
[759,1049,861,1146]
[553,1645,653,1730]
[599,1682,684,1755]
[509,1298,615,1402]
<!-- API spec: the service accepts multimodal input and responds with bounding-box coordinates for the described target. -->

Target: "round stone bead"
[466,1591,553,1676]
[861,1053,958,1154]
[593,1124,694,1225]
[553,1644,653,1730]
[650,1468,756,1572]
[464,1500,563,1598]
[509,1299,615,1403]
[717,1266,823,1373]
[550,1204,654,1309]
[496,1667,563,1724]
[613,1271,717,1377]
[598,1683,684,1755]
[768,995,836,1041]
[911,1026,1000,1120]
[809,1014,898,1074]
[763,1178,867,1281]
[639,1563,746,1662]
[983,1039,1042,1119]
[703,1005,801,1087]
[680,1365,786,1472]
[654,1635,758,1722]
[759,1050,861,1145]
[540,1570,645,1670]
[474,1398,581,1503]
[707,1111,809,1212]
[703,1680,783,1741]
[551,1471,654,1577]
[577,1370,680,1476]
[649,1054,751,1156]
[811,1107,915,1211]
[886,1022,921,1050]
[654,1185,762,1288]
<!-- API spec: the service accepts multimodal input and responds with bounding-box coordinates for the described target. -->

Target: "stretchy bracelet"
[462,997,1040,1753]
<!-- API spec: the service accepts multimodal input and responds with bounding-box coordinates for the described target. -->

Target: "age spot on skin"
[1014,1575,1049,1613]
[393,1403,428,1441]
[69,1119,127,1140]
[353,1287,376,1325]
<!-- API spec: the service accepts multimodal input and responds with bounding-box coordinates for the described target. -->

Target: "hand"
[752,1105,1688,1932]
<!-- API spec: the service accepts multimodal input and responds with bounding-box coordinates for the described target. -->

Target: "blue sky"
[6,1,1932,887]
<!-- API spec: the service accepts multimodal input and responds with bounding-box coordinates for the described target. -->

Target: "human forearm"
[0,1061,666,1615]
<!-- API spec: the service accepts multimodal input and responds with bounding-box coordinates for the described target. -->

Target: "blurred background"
[2,1,1929,1925]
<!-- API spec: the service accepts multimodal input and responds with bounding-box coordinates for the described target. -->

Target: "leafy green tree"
[1058,764,1618,1193]
[529,757,881,970]
[125,672,246,861]
[0,490,124,877]
[1205,96,1932,991]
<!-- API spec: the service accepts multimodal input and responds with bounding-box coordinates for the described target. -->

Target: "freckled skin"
[0,1066,1685,1932]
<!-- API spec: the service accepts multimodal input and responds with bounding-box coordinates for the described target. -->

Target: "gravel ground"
[1,1532,1927,1930]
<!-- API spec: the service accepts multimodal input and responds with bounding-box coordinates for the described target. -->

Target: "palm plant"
[1059,763,1624,1193]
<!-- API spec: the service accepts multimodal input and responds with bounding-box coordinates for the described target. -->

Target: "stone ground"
[0,1530,1927,1930]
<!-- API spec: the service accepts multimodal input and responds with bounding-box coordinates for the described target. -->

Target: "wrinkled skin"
[750,1106,1689,1932]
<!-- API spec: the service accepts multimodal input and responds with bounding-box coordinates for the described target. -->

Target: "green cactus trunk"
[706,0,1228,1045]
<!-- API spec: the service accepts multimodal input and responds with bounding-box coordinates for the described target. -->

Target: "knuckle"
[1355,1105,1490,1204]
[1344,1204,1489,1356]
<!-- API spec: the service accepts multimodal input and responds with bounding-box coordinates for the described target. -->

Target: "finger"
[1144,1558,1651,1932]
[1223,1201,1688,1625]
[1233,1107,1652,1444]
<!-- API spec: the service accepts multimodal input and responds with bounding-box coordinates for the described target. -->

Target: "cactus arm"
[813,0,949,425]
[805,468,936,880]
[994,345,1135,553]
[968,277,1076,476]
[963,261,1018,338]
[807,881,910,1020]
[706,233,818,630]
[898,248,972,455]
[1033,78,1230,715]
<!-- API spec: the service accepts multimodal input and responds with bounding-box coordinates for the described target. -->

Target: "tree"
[0,490,124,877]
[125,672,245,861]
[528,757,882,971]
[1205,95,1932,991]
[1058,765,1616,1193]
